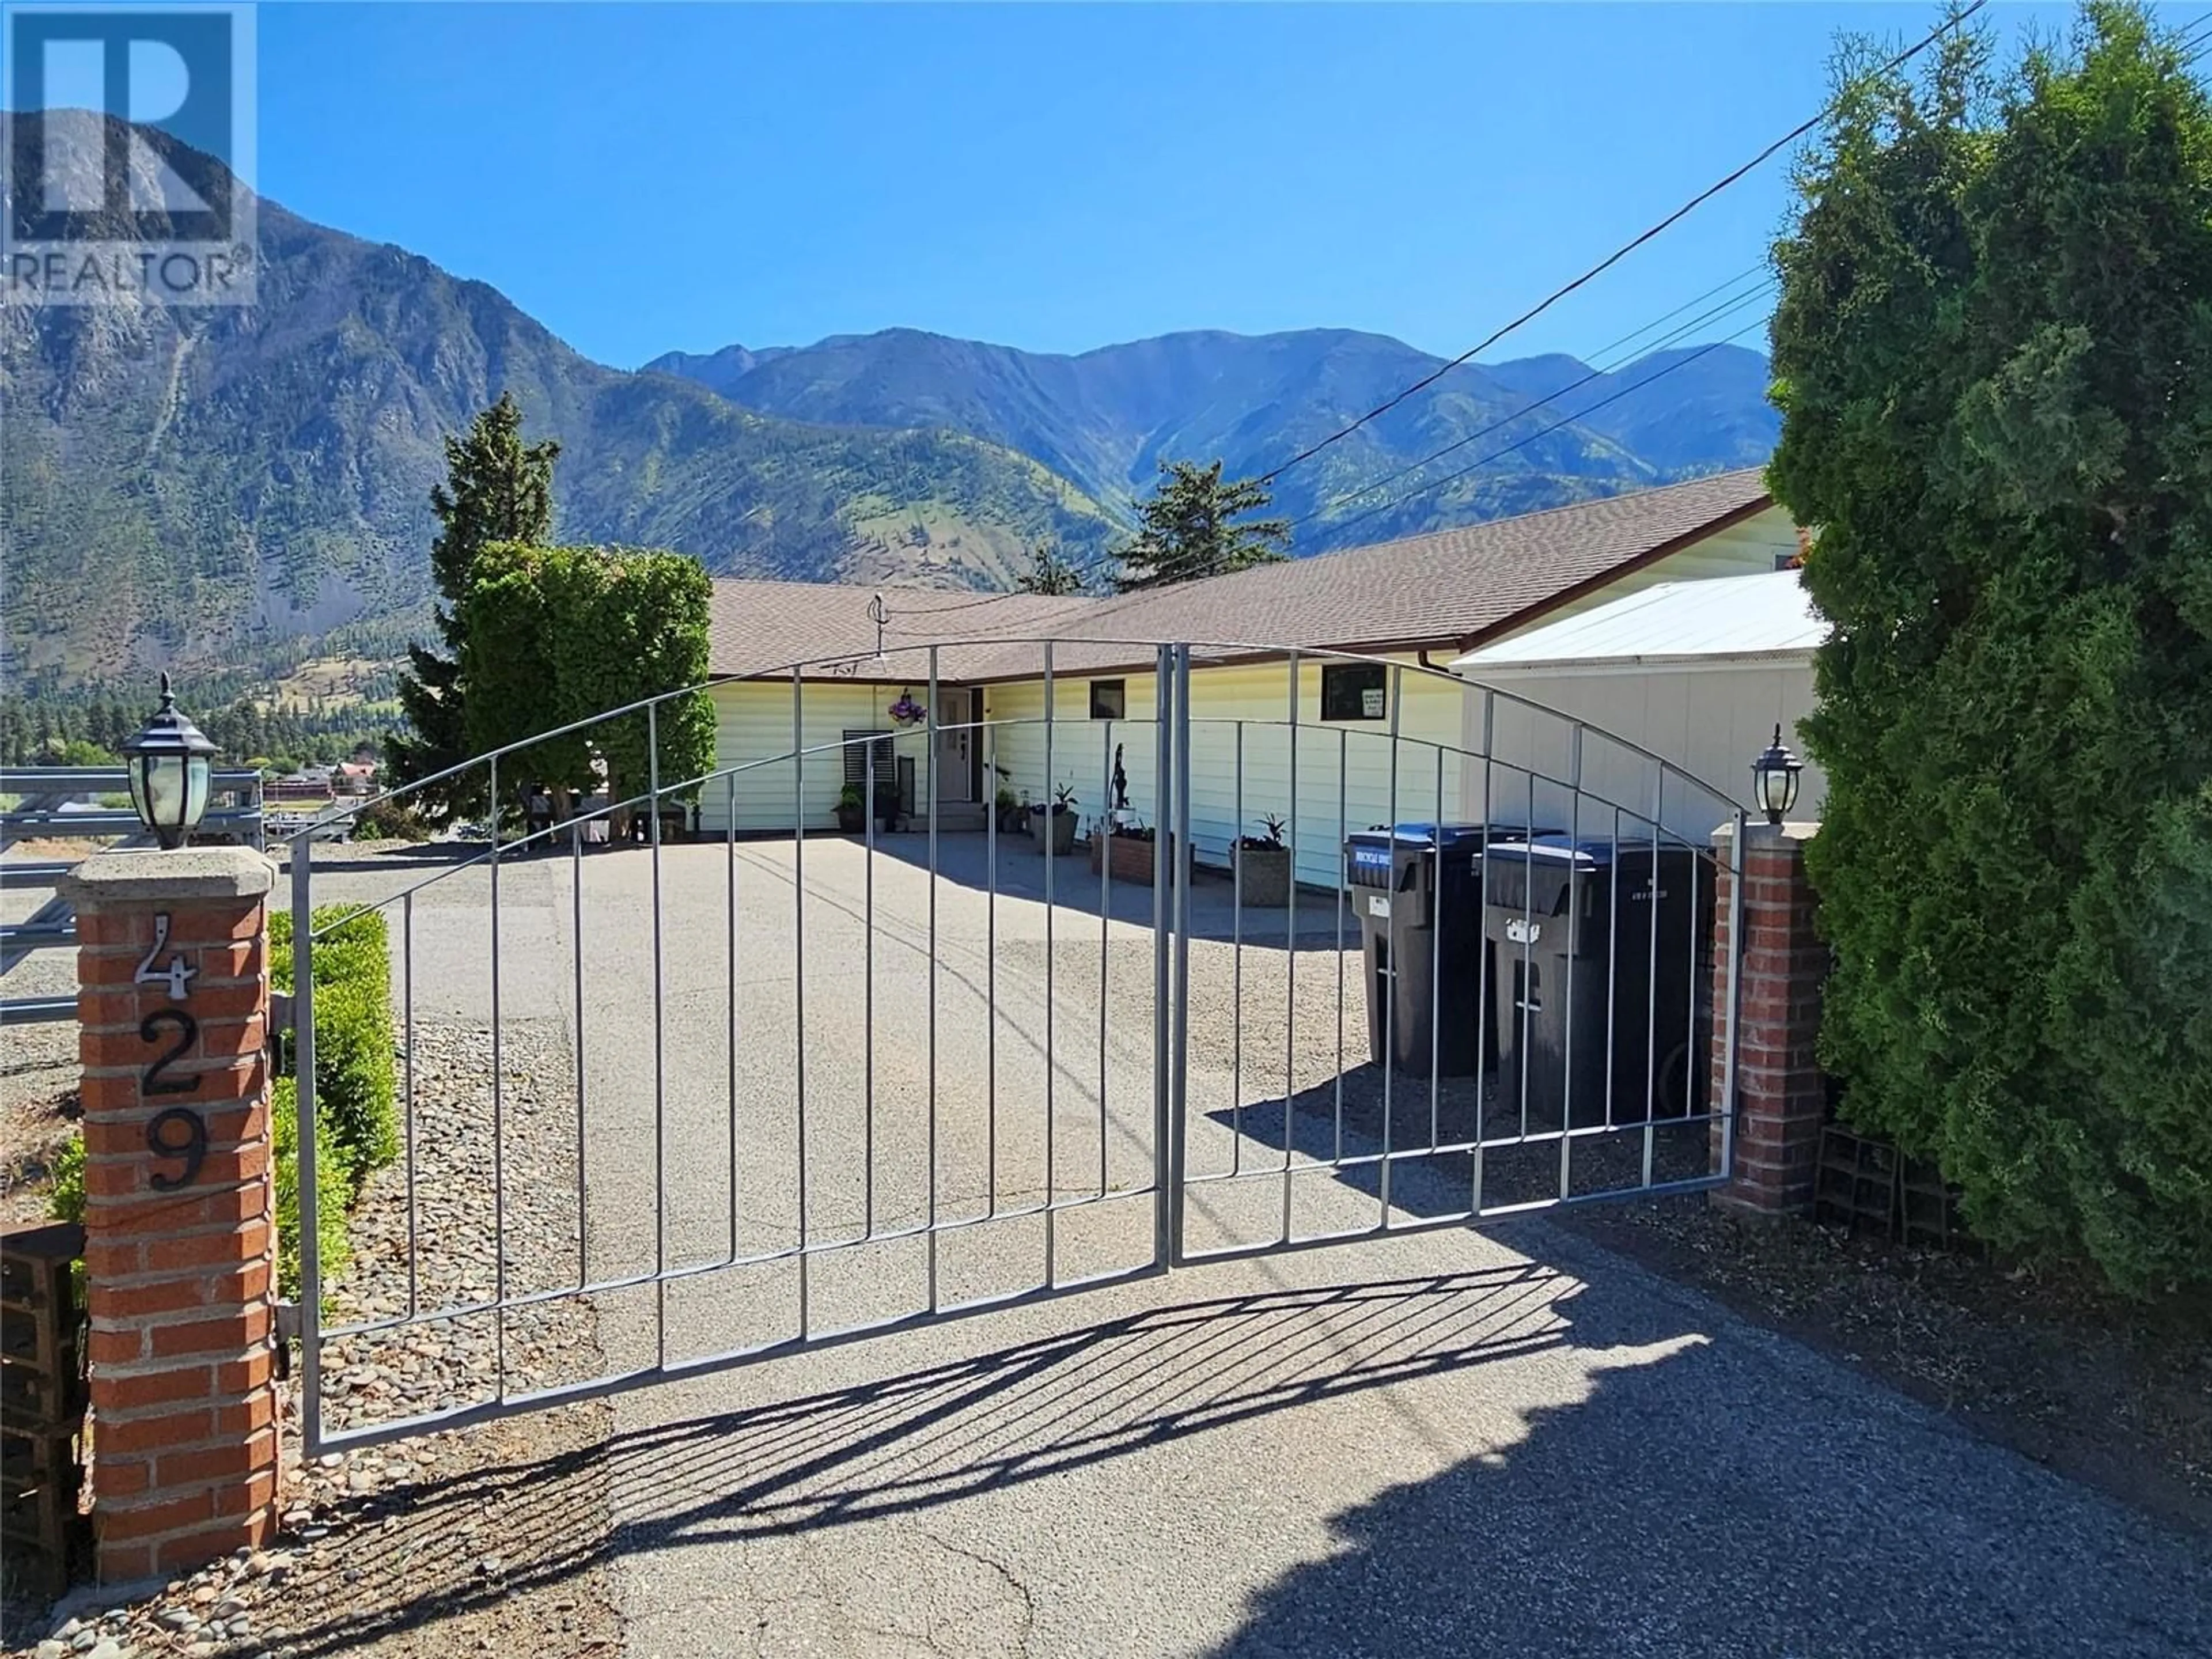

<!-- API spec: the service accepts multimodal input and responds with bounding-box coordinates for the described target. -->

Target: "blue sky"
[243,2,2104,369]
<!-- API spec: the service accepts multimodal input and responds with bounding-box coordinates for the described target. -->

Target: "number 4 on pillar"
[134,912,199,1001]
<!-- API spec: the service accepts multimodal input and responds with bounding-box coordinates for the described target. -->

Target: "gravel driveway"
[275,834,2212,1657]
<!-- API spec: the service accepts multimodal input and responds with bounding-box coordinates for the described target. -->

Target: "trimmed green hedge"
[270,907,399,1198]
[46,1135,85,1225]
[271,1076,351,1300]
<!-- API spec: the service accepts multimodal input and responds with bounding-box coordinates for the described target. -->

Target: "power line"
[1289,275,1776,531]
[891,5,1963,634]
[1313,320,1771,548]
[878,279,1780,624]
[1250,0,1988,489]
[1562,261,1771,370]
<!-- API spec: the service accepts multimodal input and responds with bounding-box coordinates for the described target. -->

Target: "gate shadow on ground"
[1208,1064,1711,1221]
[260,1245,2212,1657]
[264,1262,1630,1655]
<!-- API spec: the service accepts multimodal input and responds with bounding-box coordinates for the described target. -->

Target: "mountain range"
[1,114,1778,690]
[644,328,1777,533]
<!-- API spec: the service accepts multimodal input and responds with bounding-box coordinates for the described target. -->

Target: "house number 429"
[137,912,207,1188]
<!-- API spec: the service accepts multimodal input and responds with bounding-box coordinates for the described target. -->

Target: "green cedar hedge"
[46,1135,85,1225]
[1769,3,2212,1294]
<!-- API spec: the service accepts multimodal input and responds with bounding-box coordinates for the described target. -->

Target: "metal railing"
[285,638,1745,1453]
[0,766,262,1024]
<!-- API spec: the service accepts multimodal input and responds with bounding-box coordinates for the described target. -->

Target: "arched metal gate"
[286,639,1745,1454]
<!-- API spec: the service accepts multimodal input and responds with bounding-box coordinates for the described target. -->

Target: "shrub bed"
[270,906,400,1200]
[271,1075,353,1300]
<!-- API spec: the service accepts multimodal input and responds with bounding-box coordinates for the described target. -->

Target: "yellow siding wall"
[986,656,1467,888]
[983,671,1157,828]
[699,677,936,834]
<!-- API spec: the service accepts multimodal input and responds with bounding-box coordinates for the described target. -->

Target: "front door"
[935,688,979,802]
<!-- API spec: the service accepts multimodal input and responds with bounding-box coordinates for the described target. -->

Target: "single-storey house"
[698,467,1798,884]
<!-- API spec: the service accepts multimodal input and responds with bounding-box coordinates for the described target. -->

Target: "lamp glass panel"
[128,759,153,830]
[1755,764,1787,816]
[143,753,187,831]
[183,754,212,832]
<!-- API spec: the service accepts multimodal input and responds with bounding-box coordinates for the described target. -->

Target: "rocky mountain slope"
[645,327,1778,542]
[3,113,1777,691]
[0,116,1119,685]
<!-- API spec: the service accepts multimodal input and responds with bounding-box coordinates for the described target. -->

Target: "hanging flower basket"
[888,691,929,728]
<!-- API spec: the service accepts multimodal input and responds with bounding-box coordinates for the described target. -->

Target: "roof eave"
[1449,491,1777,656]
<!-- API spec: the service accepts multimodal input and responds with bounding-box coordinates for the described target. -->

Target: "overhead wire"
[1306,319,1772,548]
[1247,0,1988,487]
[1286,274,1776,532]
[879,1,1986,625]
[878,278,1775,623]
[871,8,1982,623]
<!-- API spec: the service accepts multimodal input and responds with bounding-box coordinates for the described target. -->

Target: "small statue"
[1111,743,1129,812]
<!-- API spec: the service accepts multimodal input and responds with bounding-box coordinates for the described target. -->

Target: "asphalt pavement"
[293,832,2212,1658]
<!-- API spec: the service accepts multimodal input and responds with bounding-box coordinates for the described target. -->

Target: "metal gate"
[287,640,1744,1453]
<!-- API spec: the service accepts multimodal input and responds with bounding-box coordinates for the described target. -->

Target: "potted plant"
[873,779,902,833]
[1031,782,1079,855]
[995,785,1022,834]
[1234,813,1291,907]
[835,782,867,834]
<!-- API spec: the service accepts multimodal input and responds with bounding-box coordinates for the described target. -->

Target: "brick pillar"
[1707,820,1825,1216]
[59,847,281,1582]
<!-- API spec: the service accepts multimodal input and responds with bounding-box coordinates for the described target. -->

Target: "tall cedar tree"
[1014,539,1086,594]
[1770,1,2212,1293]
[455,544,716,835]
[389,393,560,816]
[1112,461,1289,592]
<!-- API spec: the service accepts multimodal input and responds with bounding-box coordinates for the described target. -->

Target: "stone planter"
[1233,843,1291,907]
[1031,805,1079,855]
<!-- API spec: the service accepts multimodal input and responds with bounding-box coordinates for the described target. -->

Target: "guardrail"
[0,766,263,1024]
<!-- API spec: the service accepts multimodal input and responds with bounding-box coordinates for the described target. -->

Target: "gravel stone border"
[3,1020,621,1659]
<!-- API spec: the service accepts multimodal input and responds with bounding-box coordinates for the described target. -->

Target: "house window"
[842,730,896,784]
[1089,679,1126,719]
[1320,662,1387,721]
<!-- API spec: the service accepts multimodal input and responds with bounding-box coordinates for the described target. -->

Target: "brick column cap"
[60,847,276,908]
[1711,819,1820,854]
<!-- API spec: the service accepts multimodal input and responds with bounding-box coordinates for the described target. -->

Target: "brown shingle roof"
[709,468,1774,681]
[704,582,1096,681]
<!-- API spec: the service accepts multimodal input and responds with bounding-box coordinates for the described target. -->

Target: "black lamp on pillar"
[1751,723,1803,827]
[121,673,218,849]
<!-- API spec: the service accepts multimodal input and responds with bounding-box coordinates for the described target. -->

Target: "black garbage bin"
[1343,822,1509,1078]
[1483,835,1713,1128]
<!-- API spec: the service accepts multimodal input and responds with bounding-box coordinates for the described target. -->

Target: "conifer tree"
[390,393,560,815]
[1112,461,1289,593]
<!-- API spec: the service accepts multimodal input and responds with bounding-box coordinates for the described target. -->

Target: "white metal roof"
[1450,569,1824,672]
